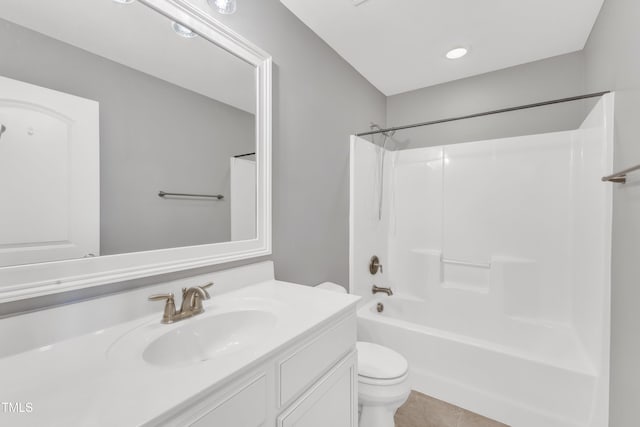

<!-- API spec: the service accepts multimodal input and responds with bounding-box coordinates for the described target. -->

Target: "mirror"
[0,0,272,302]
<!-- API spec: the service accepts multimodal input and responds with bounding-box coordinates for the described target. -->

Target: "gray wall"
[386,52,589,149]
[212,0,387,286]
[0,18,255,256]
[583,0,640,425]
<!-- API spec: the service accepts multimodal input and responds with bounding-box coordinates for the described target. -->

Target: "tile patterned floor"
[394,391,510,427]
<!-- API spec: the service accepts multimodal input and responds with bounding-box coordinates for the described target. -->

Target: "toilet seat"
[359,370,409,386]
[357,341,408,384]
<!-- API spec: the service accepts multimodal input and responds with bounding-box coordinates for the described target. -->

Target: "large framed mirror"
[0,0,272,302]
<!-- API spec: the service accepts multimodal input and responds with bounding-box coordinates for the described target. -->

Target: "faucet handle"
[148,293,177,324]
[369,256,383,275]
[197,282,214,299]
[149,293,174,302]
[190,283,213,314]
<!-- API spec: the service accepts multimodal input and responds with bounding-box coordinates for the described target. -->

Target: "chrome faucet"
[372,285,393,296]
[149,282,213,324]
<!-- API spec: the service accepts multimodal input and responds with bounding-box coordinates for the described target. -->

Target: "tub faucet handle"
[369,255,383,274]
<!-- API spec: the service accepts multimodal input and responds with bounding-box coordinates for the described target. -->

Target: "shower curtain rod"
[356,91,611,137]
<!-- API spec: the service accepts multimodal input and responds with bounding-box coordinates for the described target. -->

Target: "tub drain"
[376,302,384,313]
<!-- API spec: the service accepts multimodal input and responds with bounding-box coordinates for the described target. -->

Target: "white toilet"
[316,283,411,427]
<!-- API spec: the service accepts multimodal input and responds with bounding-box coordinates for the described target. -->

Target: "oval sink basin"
[142,310,277,367]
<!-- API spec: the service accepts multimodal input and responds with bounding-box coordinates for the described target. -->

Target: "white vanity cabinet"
[0,272,360,427]
[155,311,358,427]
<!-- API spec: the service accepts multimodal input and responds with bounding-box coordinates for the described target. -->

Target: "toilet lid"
[357,341,408,380]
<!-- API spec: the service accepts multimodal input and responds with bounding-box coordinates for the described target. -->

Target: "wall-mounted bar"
[234,152,256,158]
[442,257,491,269]
[158,191,224,200]
[601,164,640,184]
[356,91,611,137]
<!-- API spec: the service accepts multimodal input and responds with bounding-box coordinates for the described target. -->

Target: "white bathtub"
[357,296,602,427]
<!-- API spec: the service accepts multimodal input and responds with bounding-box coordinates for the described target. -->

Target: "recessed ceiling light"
[446,47,468,60]
[112,0,135,4]
[171,22,198,39]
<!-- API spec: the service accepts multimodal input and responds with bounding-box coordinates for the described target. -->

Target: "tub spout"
[372,285,393,296]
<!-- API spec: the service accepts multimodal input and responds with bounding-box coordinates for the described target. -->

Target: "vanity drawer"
[279,313,356,406]
[190,375,267,427]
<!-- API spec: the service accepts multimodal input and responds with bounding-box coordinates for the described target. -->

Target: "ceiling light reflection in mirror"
[209,0,237,15]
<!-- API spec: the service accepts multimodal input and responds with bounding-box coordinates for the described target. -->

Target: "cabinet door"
[279,314,357,407]
[277,351,357,427]
[189,375,267,427]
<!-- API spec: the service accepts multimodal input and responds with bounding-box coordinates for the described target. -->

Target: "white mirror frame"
[0,0,272,303]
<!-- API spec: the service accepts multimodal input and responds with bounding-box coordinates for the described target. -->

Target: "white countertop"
[0,280,359,426]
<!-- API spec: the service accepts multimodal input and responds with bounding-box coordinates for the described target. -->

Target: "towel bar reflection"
[442,258,491,269]
[158,191,224,200]
[602,163,640,184]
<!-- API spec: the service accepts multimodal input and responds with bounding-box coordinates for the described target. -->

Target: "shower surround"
[350,95,613,427]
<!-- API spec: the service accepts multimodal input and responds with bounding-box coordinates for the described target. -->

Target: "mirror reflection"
[0,0,257,268]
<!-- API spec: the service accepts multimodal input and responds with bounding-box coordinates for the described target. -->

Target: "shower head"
[369,122,395,138]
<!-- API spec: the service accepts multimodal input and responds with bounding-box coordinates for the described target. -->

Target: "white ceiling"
[280,0,605,96]
[0,0,255,113]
